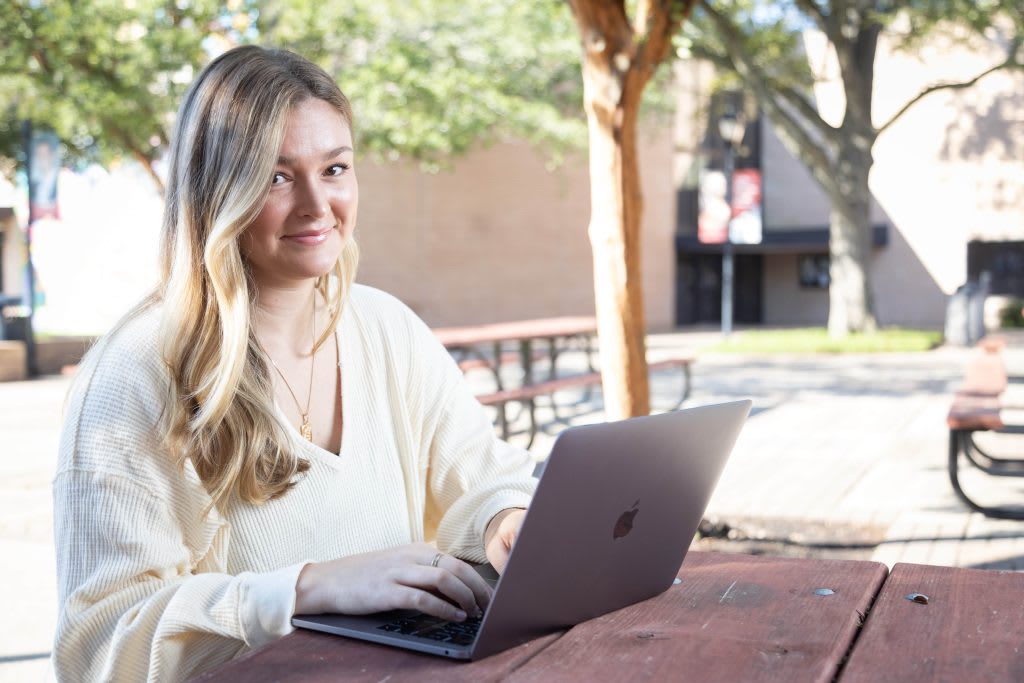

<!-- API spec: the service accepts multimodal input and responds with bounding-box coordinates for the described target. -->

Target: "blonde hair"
[158,46,359,509]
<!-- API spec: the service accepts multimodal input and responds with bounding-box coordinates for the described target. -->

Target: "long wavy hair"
[158,46,359,509]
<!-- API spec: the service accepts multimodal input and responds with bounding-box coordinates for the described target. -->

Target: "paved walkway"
[491,329,1024,570]
[3,329,1024,681]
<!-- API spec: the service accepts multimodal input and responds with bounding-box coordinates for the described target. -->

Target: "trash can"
[945,275,991,347]
[968,272,992,344]
[945,283,973,347]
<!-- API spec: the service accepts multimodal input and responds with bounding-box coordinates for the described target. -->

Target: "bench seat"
[457,349,547,374]
[478,357,694,447]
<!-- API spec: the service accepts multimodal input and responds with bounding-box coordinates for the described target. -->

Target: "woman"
[52,46,535,682]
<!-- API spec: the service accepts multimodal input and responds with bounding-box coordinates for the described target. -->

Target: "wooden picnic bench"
[947,336,1024,519]
[435,316,695,447]
[193,551,1024,682]
[477,357,695,447]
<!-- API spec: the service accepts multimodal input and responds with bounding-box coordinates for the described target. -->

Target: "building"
[357,24,1023,333]
[672,27,1024,330]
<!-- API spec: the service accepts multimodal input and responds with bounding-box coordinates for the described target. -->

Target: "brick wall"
[355,127,676,329]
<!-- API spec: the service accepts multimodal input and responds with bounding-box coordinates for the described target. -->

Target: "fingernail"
[454,610,467,621]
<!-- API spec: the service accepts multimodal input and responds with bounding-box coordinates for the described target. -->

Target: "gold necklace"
[269,296,316,442]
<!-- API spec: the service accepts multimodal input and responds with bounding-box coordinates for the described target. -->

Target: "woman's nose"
[296,180,330,219]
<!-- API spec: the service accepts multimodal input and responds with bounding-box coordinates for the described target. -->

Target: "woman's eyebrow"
[277,145,353,165]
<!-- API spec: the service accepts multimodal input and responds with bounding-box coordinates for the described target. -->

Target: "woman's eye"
[326,163,350,177]
[271,172,286,186]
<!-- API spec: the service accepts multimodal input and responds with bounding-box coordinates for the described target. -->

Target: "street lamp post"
[21,120,38,377]
[718,107,743,338]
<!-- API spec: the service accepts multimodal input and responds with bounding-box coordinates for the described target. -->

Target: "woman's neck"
[253,281,321,357]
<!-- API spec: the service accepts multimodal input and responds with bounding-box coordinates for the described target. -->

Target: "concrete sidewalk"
[524,330,1024,570]
[3,330,1024,681]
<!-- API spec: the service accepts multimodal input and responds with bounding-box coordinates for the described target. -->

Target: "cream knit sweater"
[52,285,537,682]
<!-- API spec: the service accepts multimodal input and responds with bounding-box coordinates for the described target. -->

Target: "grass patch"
[706,327,943,354]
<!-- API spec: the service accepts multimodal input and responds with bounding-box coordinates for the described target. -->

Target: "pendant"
[300,414,313,442]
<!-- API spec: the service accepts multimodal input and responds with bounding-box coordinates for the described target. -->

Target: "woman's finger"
[391,585,468,622]
[439,555,493,611]
[396,565,480,617]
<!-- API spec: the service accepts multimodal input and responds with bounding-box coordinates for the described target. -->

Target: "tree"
[1,1,587,187]
[0,0,238,192]
[257,0,586,171]
[564,0,697,418]
[684,1,1023,337]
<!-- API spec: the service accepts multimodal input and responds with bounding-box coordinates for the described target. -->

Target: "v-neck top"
[51,285,537,682]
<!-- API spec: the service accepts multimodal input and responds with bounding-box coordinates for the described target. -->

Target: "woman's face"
[241,97,358,289]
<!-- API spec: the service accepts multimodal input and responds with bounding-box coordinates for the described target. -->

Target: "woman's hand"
[294,543,493,622]
[484,508,527,574]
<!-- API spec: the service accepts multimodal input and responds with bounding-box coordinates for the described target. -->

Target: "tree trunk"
[581,57,650,418]
[827,136,877,337]
[567,0,693,419]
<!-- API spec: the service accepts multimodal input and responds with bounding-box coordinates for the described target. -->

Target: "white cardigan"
[52,285,536,682]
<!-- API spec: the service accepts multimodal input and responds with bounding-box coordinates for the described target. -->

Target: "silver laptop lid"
[471,399,752,659]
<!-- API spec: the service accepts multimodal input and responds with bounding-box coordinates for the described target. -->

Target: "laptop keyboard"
[377,614,482,646]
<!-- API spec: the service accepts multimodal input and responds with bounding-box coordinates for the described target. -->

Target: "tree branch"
[822,5,876,129]
[634,0,696,82]
[699,3,838,141]
[565,0,631,43]
[767,78,839,139]
[877,51,1023,135]
[697,0,836,142]
[698,0,841,198]
[792,0,829,35]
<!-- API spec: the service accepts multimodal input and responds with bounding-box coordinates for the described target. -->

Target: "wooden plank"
[507,552,888,683]
[947,392,1004,430]
[457,350,547,373]
[191,628,563,683]
[841,562,1024,682]
[476,358,693,406]
[434,316,597,348]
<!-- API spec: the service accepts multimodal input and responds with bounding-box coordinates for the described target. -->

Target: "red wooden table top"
[841,562,1024,682]
[433,316,597,348]
[193,552,887,682]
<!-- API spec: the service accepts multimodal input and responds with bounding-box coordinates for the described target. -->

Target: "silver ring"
[430,552,444,568]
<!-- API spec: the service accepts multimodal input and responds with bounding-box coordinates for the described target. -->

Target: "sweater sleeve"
[51,320,305,682]
[52,470,306,682]
[393,302,537,562]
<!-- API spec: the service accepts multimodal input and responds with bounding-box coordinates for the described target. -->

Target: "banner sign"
[729,168,763,245]
[697,169,729,244]
[29,131,61,224]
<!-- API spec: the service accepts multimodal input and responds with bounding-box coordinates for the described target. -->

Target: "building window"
[798,254,830,289]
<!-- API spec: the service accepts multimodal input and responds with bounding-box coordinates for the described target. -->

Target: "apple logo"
[613,499,640,539]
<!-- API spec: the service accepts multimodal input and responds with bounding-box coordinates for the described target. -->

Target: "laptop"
[292,399,752,660]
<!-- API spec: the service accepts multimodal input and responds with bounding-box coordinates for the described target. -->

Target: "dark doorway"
[967,240,1024,296]
[676,252,763,326]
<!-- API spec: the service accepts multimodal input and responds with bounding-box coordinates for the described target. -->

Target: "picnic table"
[434,316,693,447]
[434,317,599,447]
[433,316,599,389]
[193,551,1024,682]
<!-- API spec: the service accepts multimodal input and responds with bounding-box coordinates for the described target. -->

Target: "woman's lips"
[282,226,334,246]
